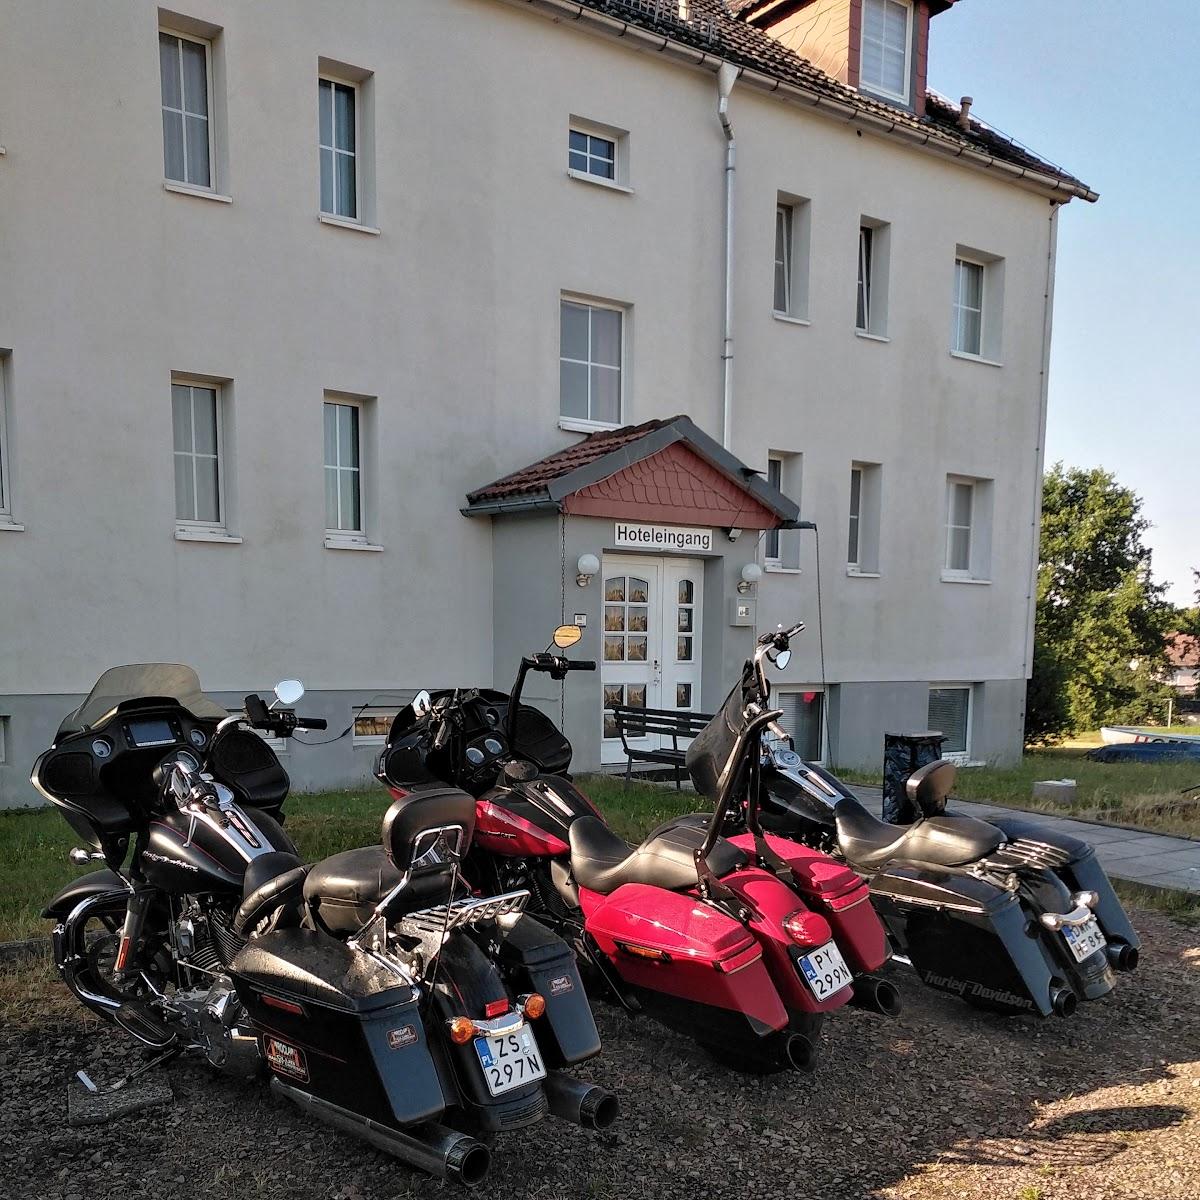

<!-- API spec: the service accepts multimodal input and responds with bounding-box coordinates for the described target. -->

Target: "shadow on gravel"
[1,911,1198,1200]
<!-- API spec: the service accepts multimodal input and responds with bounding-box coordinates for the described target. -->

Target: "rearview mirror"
[772,649,791,670]
[552,624,582,648]
[412,690,433,718]
[273,679,305,707]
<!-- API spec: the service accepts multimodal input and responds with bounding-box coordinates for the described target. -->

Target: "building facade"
[0,0,1094,807]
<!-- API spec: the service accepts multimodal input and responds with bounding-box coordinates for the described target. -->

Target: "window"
[353,708,399,745]
[847,462,881,574]
[567,118,629,189]
[928,686,971,758]
[765,456,783,562]
[768,690,824,762]
[159,29,212,188]
[952,249,1005,361]
[773,193,812,319]
[856,219,890,336]
[943,475,992,581]
[860,0,912,103]
[0,715,8,764]
[172,381,225,531]
[0,352,13,524]
[319,78,357,219]
[324,400,362,534]
[560,298,624,427]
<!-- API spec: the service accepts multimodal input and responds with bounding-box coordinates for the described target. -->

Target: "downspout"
[717,61,738,449]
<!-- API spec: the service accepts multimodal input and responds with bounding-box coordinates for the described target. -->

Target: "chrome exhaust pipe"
[542,1071,620,1131]
[784,1031,818,1073]
[1050,986,1078,1018]
[1106,943,1139,973]
[849,974,903,1018]
[272,1081,491,1187]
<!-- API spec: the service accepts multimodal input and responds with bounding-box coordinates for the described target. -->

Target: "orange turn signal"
[522,993,546,1019]
[447,1016,477,1045]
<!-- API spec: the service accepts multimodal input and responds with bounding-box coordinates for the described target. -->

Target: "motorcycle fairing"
[42,868,127,919]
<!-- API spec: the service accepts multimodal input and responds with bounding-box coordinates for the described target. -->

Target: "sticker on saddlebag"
[387,1025,419,1050]
[549,975,574,996]
[264,1037,308,1082]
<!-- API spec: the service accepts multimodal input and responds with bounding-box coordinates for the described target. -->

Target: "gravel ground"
[2,907,1197,1200]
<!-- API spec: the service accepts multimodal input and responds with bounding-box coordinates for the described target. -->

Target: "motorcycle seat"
[833,798,1004,870]
[568,815,747,896]
[303,846,462,935]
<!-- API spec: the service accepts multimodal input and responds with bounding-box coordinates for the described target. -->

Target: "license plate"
[798,940,853,1001]
[1062,916,1106,963]
[474,1024,546,1096]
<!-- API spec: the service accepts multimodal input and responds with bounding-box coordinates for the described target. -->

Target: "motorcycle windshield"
[59,663,228,735]
[685,662,756,800]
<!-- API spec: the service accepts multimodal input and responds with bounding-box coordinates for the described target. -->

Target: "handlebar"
[295,716,328,730]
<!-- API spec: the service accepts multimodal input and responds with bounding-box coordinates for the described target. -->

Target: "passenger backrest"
[381,785,477,874]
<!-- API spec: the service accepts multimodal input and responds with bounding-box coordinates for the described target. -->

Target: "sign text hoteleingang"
[613,523,713,553]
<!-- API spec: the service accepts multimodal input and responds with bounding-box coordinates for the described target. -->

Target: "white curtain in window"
[861,0,910,97]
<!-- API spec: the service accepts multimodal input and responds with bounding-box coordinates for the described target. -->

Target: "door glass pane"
[195,455,219,523]
[678,579,693,604]
[677,608,692,633]
[162,110,185,181]
[590,365,620,425]
[603,684,624,738]
[604,636,625,661]
[676,683,692,709]
[627,637,647,662]
[677,636,692,662]
[604,577,625,603]
[159,34,182,108]
[627,606,648,632]
[193,389,217,455]
[172,386,192,452]
[627,684,646,709]
[628,578,648,603]
[559,361,588,420]
[604,606,625,631]
[180,39,208,116]
[174,454,194,520]
[185,114,210,186]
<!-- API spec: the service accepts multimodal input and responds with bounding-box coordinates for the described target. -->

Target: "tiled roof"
[466,417,674,503]
[1166,633,1200,669]
[562,0,1093,198]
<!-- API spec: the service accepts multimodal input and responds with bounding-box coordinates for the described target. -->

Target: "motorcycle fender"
[42,869,126,920]
[494,913,601,1066]
[719,866,847,1015]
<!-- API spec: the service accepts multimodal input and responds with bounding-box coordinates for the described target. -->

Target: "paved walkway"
[852,785,1200,896]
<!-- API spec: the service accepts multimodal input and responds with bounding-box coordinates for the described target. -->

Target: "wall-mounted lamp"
[726,527,742,542]
[576,553,600,587]
[737,562,762,594]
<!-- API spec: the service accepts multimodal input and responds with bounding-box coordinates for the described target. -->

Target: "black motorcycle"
[689,626,1141,1018]
[35,663,616,1187]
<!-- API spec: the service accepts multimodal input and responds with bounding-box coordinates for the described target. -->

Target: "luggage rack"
[982,838,1073,874]
[399,890,530,935]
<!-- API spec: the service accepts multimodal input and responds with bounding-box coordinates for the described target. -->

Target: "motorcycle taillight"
[783,909,831,948]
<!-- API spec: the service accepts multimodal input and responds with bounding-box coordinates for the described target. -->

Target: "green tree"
[1026,465,1172,741]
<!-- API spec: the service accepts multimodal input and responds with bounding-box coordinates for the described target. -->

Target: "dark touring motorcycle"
[377,627,901,1077]
[700,625,1142,1018]
[35,664,616,1187]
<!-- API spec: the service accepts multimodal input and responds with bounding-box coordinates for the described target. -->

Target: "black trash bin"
[882,731,946,824]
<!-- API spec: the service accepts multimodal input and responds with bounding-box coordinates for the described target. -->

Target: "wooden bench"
[610,704,714,790]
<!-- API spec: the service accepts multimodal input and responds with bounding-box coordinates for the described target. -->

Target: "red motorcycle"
[375,627,898,1074]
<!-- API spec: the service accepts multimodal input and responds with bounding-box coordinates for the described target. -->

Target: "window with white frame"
[856,226,873,331]
[560,298,623,427]
[0,353,12,522]
[353,708,399,745]
[763,450,802,569]
[928,686,972,758]
[569,129,614,180]
[324,399,363,534]
[848,467,863,566]
[765,456,783,562]
[773,194,812,319]
[319,77,357,219]
[774,206,792,314]
[159,29,213,188]
[860,0,912,103]
[767,689,824,762]
[847,462,882,573]
[172,381,225,530]
[943,475,993,581]
[953,258,984,355]
[856,219,890,336]
[0,716,8,764]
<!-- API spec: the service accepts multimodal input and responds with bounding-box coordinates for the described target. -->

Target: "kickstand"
[77,1043,182,1095]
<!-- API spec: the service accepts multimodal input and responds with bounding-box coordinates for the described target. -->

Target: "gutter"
[717,62,737,450]
[509,0,1098,204]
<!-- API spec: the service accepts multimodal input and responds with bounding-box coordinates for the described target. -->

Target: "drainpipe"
[717,61,738,450]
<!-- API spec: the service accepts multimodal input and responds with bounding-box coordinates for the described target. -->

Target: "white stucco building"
[0,0,1095,807]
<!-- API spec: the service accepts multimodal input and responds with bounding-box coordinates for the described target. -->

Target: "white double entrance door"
[600,554,703,763]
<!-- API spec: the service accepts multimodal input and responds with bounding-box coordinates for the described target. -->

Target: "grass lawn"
[0,775,686,944]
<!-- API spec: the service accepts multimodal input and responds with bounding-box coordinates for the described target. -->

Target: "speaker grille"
[211,730,275,775]
[43,753,95,797]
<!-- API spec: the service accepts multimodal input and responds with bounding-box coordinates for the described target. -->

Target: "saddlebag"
[231,928,446,1126]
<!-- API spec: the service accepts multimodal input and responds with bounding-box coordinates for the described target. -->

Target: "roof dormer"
[736,0,957,117]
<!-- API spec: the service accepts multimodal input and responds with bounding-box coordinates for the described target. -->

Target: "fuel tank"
[141,804,296,894]
[478,776,601,852]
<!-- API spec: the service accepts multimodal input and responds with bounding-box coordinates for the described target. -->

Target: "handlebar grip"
[295,717,327,730]
[567,660,597,671]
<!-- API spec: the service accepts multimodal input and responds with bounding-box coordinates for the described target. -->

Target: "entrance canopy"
[463,415,798,530]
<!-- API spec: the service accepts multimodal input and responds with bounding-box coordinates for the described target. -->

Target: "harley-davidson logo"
[264,1037,308,1081]
[387,1025,418,1050]
[548,975,574,996]
[919,971,1034,1011]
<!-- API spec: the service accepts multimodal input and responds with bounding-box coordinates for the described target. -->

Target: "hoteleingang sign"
[612,522,714,553]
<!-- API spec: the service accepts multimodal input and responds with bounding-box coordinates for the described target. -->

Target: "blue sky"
[931,0,1199,607]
